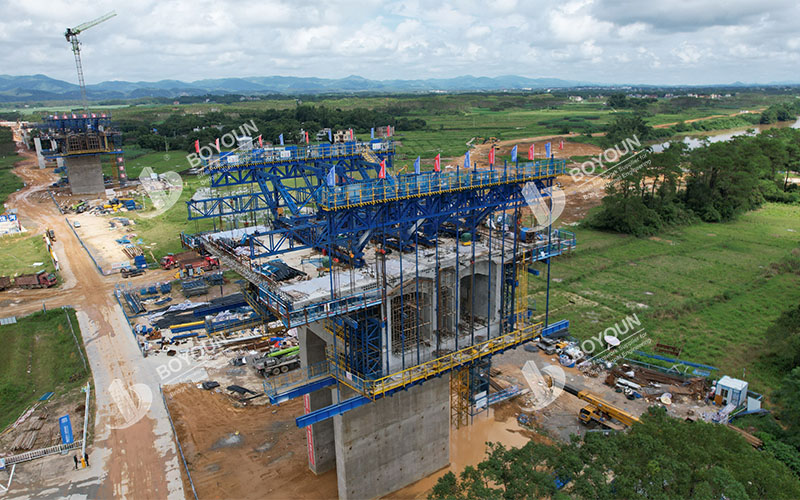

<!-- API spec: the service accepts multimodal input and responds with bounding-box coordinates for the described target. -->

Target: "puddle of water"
[385,408,529,499]
[651,116,800,153]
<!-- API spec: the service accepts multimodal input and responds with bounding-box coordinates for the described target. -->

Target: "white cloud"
[671,42,710,64]
[0,0,795,85]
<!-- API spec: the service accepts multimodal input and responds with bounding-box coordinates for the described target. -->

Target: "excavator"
[563,384,640,431]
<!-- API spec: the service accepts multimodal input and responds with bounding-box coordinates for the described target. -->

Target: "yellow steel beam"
[326,321,543,400]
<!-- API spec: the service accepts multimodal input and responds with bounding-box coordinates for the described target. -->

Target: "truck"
[120,266,146,278]
[0,276,11,291]
[181,256,220,273]
[563,384,640,431]
[160,250,206,270]
[240,348,301,377]
[47,229,56,241]
[15,271,57,289]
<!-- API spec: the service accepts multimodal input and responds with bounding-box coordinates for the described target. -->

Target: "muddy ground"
[163,384,337,500]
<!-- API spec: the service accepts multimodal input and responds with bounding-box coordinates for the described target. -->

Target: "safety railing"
[320,159,567,210]
[204,140,394,171]
[326,321,544,399]
[263,359,332,396]
[4,440,83,465]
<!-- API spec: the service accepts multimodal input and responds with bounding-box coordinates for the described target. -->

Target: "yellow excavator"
[563,384,640,431]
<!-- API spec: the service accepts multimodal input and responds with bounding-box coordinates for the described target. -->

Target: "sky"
[1,0,798,86]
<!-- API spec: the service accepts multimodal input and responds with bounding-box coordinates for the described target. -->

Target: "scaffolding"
[450,367,470,429]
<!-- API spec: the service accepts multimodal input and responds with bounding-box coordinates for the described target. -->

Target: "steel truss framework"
[188,138,576,429]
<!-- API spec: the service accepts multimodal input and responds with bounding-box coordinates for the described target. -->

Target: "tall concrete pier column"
[66,155,104,194]
[300,327,336,475]
[333,377,450,500]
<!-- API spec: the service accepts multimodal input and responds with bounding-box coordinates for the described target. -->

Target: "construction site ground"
[0,138,620,500]
[163,384,338,499]
[3,133,712,499]
[1,146,186,499]
[69,211,143,271]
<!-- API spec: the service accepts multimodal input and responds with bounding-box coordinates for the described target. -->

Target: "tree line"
[586,114,800,236]
[117,105,427,152]
[430,405,800,499]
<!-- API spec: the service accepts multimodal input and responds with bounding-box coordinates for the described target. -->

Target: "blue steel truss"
[189,139,567,268]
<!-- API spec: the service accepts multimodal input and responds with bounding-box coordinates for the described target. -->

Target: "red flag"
[305,131,309,144]
[349,129,354,140]
[258,135,263,148]
[194,140,200,153]
[379,160,386,179]
[488,147,495,165]
[434,154,441,172]
[215,137,220,151]
[559,140,564,150]
[387,125,392,137]
[528,144,534,160]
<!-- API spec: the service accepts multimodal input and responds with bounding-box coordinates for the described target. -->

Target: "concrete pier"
[66,155,104,194]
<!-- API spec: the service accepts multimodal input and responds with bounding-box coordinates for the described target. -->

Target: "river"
[650,116,800,152]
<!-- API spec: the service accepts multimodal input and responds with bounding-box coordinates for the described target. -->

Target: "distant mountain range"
[0,74,592,102]
[2,74,797,103]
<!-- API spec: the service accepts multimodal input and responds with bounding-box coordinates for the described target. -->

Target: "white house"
[714,376,748,408]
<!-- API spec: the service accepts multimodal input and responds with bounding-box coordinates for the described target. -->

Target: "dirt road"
[652,108,765,129]
[5,148,184,499]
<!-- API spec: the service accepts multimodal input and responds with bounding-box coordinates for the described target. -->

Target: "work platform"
[37,113,126,193]
[183,135,575,499]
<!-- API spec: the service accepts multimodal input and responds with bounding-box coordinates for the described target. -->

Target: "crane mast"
[64,11,116,111]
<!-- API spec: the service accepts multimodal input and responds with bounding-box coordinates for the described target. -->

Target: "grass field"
[0,153,23,209]
[125,174,217,260]
[533,203,800,392]
[0,308,89,431]
[0,126,23,208]
[0,233,55,277]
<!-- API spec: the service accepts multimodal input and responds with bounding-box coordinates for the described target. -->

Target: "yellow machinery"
[563,384,640,431]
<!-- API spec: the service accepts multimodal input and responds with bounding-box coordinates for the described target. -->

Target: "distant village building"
[375,126,393,138]
[568,96,583,102]
[333,130,351,143]
[316,128,332,142]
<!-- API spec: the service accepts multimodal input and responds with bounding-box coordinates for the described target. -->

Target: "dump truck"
[563,384,640,431]
[160,250,216,270]
[15,271,57,289]
[159,250,198,270]
[181,256,220,273]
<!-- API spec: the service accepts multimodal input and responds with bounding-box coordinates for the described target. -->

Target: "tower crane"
[64,10,116,111]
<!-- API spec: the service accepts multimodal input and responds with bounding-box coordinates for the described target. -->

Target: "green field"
[0,233,55,277]
[0,153,23,209]
[533,203,800,392]
[124,174,216,260]
[0,126,23,208]
[102,149,193,180]
[0,308,89,430]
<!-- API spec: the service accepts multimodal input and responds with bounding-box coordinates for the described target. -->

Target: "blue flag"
[279,133,284,146]
[59,415,74,445]
[414,156,420,175]
[326,166,336,187]
[371,127,375,139]
[327,129,332,142]
[464,151,470,169]
[545,142,551,157]
[511,145,518,163]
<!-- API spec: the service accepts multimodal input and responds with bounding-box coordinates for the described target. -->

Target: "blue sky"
[1,0,798,85]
